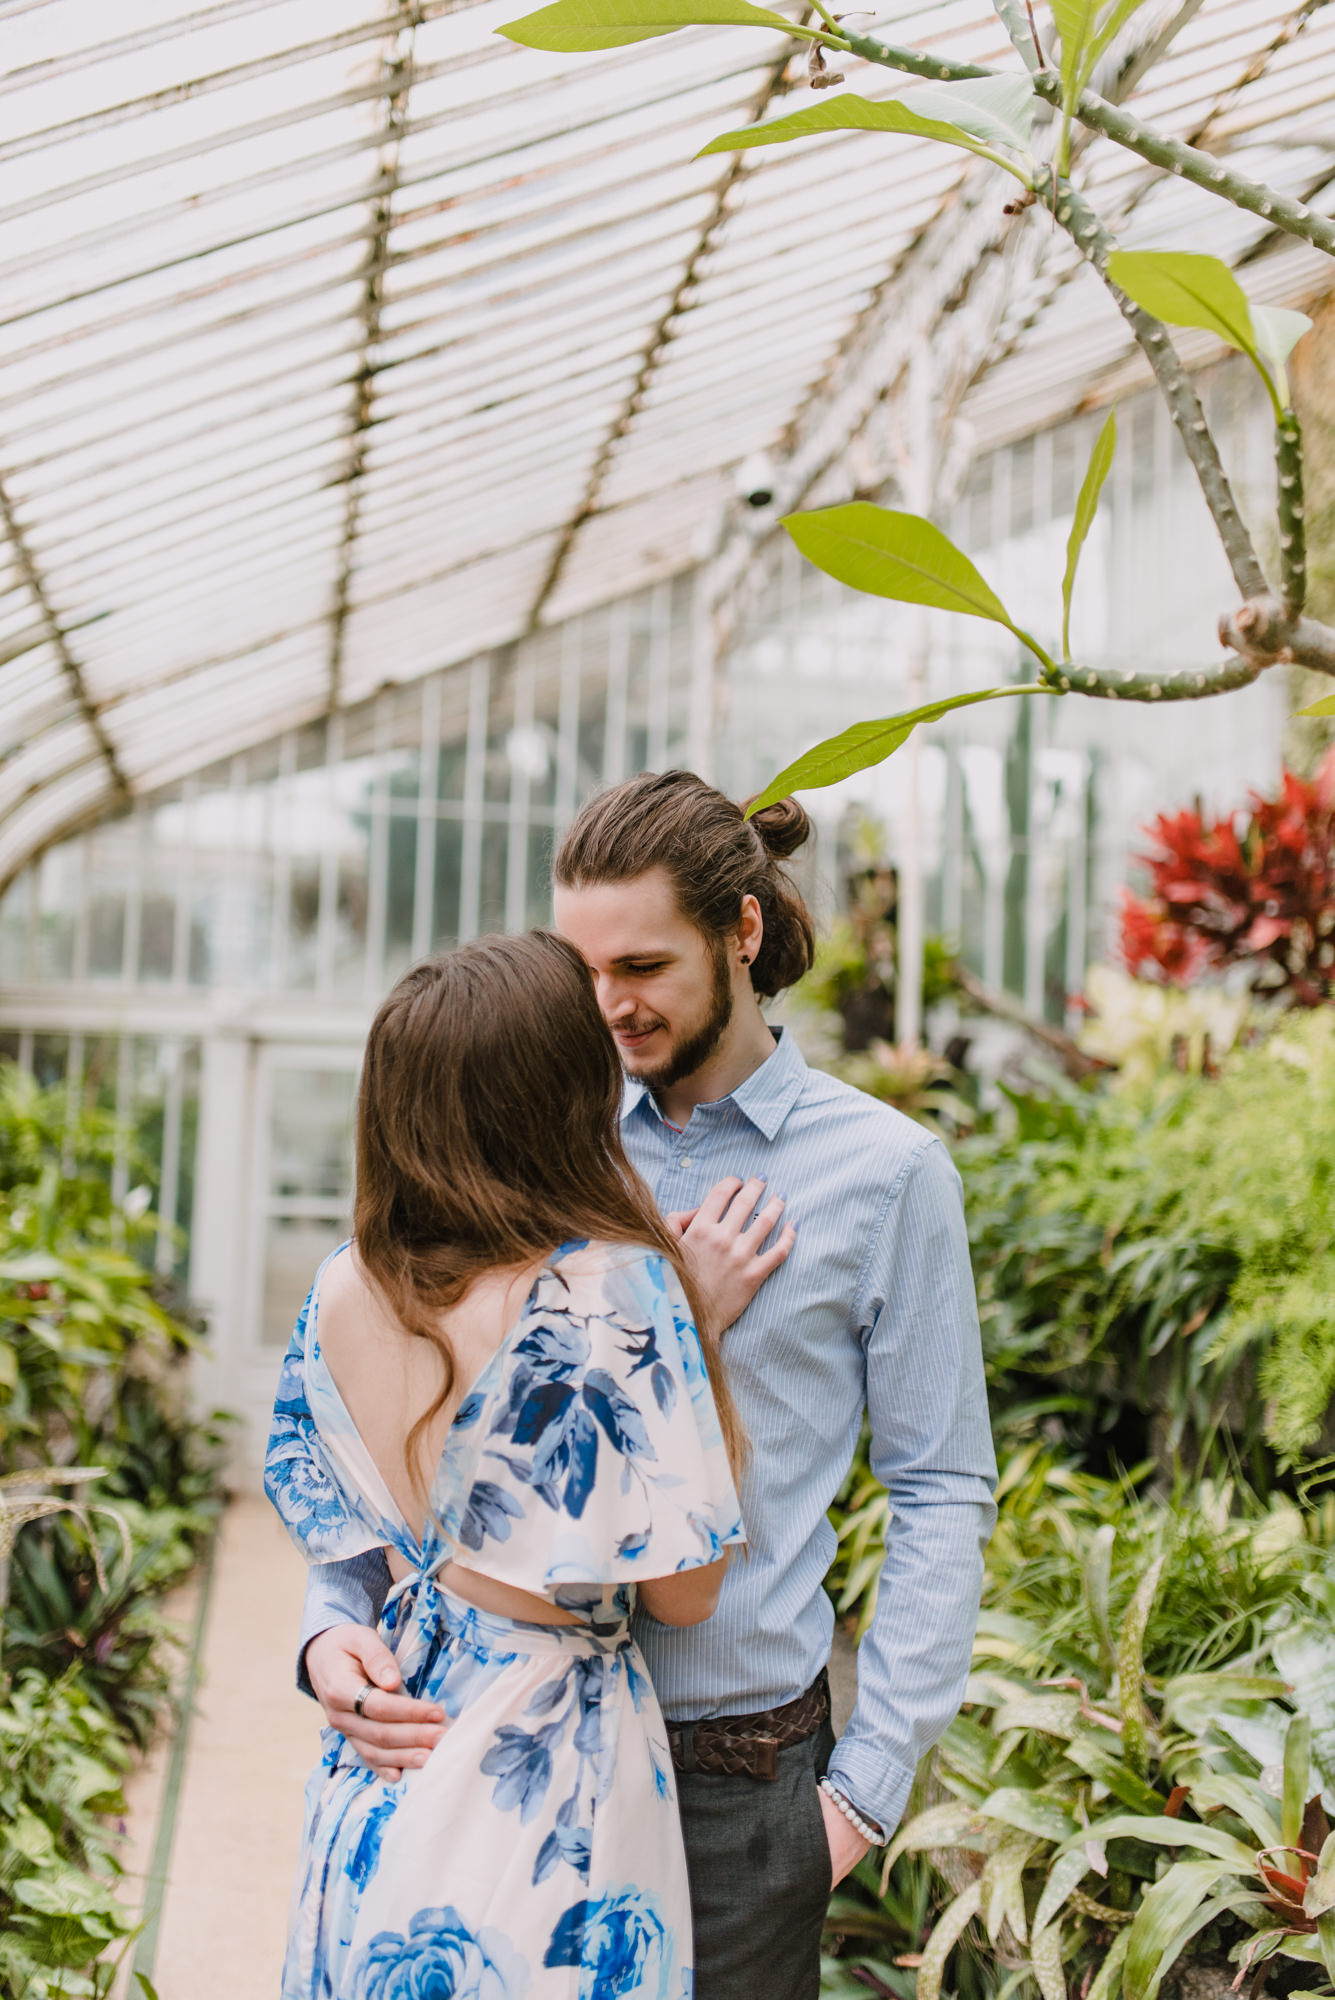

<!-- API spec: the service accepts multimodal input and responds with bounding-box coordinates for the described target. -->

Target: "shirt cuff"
[824,1740,916,1845]
[295,1553,389,1697]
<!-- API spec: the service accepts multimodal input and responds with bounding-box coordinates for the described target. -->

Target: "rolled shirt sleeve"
[824,1136,997,1838]
[296,1549,392,1697]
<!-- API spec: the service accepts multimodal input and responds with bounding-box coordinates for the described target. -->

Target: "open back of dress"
[265,1236,743,2000]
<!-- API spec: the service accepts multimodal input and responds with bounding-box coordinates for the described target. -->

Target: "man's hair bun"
[555,771,816,998]
[744,794,811,860]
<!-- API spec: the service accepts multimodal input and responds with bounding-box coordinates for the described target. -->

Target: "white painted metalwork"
[1,0,1333,889]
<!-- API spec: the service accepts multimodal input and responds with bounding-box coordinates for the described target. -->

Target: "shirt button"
[680,1156,693,1167]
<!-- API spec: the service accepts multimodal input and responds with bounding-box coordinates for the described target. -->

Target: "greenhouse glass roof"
[1,0,1333,885]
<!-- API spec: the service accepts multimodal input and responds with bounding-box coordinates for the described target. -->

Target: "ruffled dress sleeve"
[263,1254,399,1567]
[455,1245,745,1599]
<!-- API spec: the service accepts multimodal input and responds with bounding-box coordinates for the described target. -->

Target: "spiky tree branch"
[1052,183,1269,602]
[830,30,1335,260]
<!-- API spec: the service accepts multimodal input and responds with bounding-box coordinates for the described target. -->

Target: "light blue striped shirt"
[297,1027,996,1836]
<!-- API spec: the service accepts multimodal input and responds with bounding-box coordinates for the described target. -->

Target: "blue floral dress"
[264,1239,744,2000]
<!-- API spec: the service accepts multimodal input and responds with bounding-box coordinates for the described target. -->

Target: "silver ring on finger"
[353,1681,377,1719]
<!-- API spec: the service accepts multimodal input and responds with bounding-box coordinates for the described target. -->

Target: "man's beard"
[629,942,735,1093]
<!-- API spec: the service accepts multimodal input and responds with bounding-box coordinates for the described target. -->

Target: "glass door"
[250,1048,360,1354]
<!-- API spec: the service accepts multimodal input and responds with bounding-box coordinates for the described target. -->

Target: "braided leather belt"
[667,1670,830,1783]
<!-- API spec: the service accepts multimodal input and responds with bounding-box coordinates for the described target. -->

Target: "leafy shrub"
[0,1060,228,1996]
[0,1671,134,2000]
[959,1011,1335,1470]
[0,1066,202,1472]
[827,1451,1335,2000]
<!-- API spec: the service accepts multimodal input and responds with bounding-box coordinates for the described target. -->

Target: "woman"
[265,932,745,2000]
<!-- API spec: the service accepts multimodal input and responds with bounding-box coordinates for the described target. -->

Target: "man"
[296,770,996,1998]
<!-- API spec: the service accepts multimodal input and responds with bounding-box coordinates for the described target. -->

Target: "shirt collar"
[620,1025,808,1142]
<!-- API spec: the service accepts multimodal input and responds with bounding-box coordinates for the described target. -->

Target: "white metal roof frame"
[1,0,1332,887]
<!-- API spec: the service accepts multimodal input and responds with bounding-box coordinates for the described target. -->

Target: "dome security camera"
[735,451,778,510]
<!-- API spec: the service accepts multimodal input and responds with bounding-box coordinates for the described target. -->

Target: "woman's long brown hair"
[354,930,745,1490]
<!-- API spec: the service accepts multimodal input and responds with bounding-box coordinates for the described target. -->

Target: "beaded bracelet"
[819,1777,884,1846]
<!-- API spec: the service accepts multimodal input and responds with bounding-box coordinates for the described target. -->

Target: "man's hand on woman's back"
[305,1624,446,1780]
[665,1176,794,1337]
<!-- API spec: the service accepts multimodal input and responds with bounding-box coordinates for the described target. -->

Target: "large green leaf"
[1107,250,1255,357]
[784,502,1016,623]
[1319,1910,1335,1986]
[1252,302,1313,378]
[1087,1926,1132,2000]
[980,1785,1078,1842]
[1061,409,1116,658]
[917,1881,984,2000]
[1031,1922,1067,2000]
[1118,1552,1165,1779]
[1075,0,1155,93]
[1105,251,1311,411]
[1034,1848,1091,1934]
[1162,1672,1293,1713]
[1061,1733,1165,1816]
[1188,1773,1281,1851]
[992,1693,1083,1739]
[1304,1829,1335,1920]
[1050,0,1152,106]
[884,1799,989,1869]
[1058,1812,1257,1872]
[499,0,793,50]
[1285,1712,1314,1850]
[1274,1621,1335,1808]
[1124,1862,1233,2000]
[743,684,1043,814]
[982,1831,1036,1944]
[904,73,1035,148]
[1050,0,1101,107]
[700,83,1030,170]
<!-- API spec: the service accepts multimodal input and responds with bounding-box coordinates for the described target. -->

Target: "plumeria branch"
[1042,655,1265,701]
[827,28,1335,259]
[1051,183,1269,601]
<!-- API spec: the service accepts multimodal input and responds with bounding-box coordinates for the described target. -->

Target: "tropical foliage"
[0,1671,136,2000]
[960,1009,1335,1471]
[821,969,1335,1994]
[1119,751,1335,1005]
[0,1063,226,1997]
[827,1446,1335,2000]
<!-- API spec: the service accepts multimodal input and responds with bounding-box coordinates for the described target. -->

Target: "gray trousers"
[676,1716,837,2000]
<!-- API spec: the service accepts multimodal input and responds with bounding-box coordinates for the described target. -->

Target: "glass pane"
[437,734,468,802]
[484,667,515,807]
[172,1041,202,1284]
[286,857,321,990]
[384,815,418,983]
[431,819,463,950]
[262,1214,348,1349]
[187,886,214,987]
[527,824,554,931]
[31,1034,69,1089]
[479,822,507,935]
[138,885,177,983]
[86,824,131,982]
[0,878,30,984]
[577,669,606,792]
[268,1066,357,1203]
[334,849,369,995]
[79,1035,120,1118]
[34,846,79,982]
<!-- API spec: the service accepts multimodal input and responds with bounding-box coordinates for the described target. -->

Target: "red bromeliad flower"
[1119,748,1335,1006]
